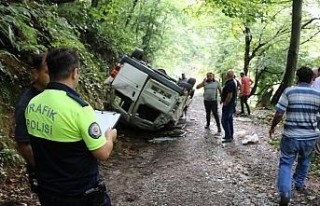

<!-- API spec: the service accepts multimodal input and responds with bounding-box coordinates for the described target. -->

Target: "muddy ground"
[1,94,320,206]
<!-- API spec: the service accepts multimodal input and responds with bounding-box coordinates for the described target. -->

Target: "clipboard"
[94,110,121,132]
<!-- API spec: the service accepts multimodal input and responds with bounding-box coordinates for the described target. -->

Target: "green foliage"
[310,155,320,177]
[0,3,46,52]
[204,0,274,24]
[0,129,23,183]
[268,138,280,150]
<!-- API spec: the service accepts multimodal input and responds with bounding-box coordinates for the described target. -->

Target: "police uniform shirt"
[15,86,41,143]
[25,82,107,196]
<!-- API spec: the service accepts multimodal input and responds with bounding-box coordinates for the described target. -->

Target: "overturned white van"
[104,49,196,131]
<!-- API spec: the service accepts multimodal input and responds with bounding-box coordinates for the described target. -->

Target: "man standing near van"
[196,72,222,133]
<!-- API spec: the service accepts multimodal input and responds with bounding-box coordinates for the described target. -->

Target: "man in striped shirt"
[269,66,320,206]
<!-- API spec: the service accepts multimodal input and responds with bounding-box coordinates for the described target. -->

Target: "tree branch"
[301,17,320,29]
[300,30,320,45]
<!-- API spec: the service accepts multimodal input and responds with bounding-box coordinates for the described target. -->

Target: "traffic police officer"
[25,48,117,206]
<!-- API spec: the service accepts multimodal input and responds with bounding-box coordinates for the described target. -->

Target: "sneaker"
[222,138,233,143]
[279,196,290,206]
[204,125,210,129]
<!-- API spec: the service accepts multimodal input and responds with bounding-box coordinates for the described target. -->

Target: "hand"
[105,128,117,142]
[269,127,275,139]
[203,78,206,83]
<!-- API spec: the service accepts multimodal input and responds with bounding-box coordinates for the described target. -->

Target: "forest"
[0,0,320,203]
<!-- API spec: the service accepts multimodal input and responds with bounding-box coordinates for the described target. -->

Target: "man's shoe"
[222,138,233,143]
[295,185,306,192]
[279,196,290,206]
[204,125,210,129]
[213,132,221,137]
[218,128,222,133]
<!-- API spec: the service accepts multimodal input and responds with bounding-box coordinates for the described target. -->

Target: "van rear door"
[112,62,148,101]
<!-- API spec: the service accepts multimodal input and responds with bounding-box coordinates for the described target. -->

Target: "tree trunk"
[91,0,98,7]
[256,88,273,109]
[270,0,302,105]
[243,25,252,75]
[125,0,139,27]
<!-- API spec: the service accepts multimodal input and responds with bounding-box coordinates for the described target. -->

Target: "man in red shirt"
[239,72,253,116]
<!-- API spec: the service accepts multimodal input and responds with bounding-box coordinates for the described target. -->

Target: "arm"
[16,143,35,166]
[91,128,117,161]
[223,92,233,106]
[218,83,222,97]
[80,107,117,161]
[269,111,284,138]
[15,103,35,166]
[196,78,206,89]
[240,83,244,97]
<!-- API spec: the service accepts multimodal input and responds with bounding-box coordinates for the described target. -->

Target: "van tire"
[131,48,144,60]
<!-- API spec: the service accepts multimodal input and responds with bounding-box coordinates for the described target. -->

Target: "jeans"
[204,100,221,130]
[221,103,235,139]
[277,136,316,200]
[240,95,250,115]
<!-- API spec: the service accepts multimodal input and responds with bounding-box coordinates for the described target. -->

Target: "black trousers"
[204,100,221,130]
[38,190,112,206]
[240,95,251,115]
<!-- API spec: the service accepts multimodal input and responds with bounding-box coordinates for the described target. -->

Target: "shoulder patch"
[67,92,89,107]
[88,122,102,139]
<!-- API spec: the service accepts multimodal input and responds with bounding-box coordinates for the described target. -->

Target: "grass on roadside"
[310,155,320,177]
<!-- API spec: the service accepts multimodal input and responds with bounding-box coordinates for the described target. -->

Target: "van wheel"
[131,48,144,60]
[187,78,196,87]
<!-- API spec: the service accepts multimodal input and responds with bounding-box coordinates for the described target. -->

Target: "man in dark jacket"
[221,70,237,143]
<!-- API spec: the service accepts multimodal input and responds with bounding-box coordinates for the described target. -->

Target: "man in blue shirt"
[269,66,320,206]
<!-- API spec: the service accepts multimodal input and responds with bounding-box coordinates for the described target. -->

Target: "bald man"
[221,70,237,143]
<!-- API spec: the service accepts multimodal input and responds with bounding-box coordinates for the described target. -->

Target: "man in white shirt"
[312,67,320,154]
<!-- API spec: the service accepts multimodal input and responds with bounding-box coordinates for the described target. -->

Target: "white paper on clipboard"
[95,110,121,132]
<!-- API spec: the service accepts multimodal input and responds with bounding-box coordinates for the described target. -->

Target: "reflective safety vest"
[25,82,106,196]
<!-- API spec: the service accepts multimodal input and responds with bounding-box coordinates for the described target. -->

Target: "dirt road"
[101,94,320,206]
